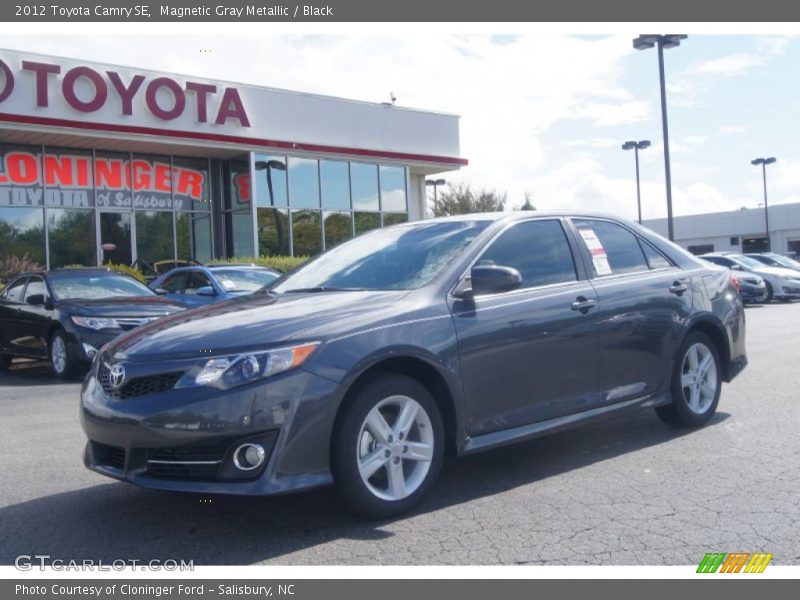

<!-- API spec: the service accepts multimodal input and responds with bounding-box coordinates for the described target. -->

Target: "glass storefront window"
[0,144,43,207]
[48,209,96,268]
[0,207,45,263]
[133,154,173,211]
[351,163,379,212]
[177,212,213,264]
[320,160,350,210]
[224,156,252,211]
[173,157,211,213]
[253,155,288,208]
[288,157,320,209]
[323,211,353,249]
[291,209,322,256]
[44,147,94,208]
[380,166,407,212]
[95,151,132,209]
[354,212,381,235]
[257,207,290,256]
[135,211,175,267]
[98,211,132,266]
[383,213,409,226]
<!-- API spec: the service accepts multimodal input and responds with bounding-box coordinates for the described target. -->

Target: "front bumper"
[80,359,345,496]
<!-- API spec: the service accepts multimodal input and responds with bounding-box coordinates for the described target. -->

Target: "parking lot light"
[622,140,651,223]
[751,157,777,252]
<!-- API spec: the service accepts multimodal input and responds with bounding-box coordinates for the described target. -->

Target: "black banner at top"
[0,0,799,22]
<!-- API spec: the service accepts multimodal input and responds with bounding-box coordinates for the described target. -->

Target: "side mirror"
[468,265,523,296]
[25,293,46,306]
[197,286,217,297]
[153,288,168,295]
[730,264,743,271]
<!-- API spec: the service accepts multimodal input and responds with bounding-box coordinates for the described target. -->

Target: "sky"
[2,33,797,221]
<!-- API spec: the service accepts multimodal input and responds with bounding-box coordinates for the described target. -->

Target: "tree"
[430,183,506,217]
[518,192,536,211]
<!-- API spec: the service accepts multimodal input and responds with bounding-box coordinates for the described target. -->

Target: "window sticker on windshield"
[578,228,612,275]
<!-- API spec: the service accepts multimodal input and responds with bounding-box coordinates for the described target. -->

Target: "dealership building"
[0,48,466,270]
[643,203,800,257]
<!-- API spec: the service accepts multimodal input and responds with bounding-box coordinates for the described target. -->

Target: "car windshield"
[732,255,767,269]
[50,274,155,300]
[214,269,279,292]
[272,220,491,293]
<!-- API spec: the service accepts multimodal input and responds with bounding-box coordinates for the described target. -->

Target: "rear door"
[450,218,601,435]
[569,218,693,402]
[0,277,30,355]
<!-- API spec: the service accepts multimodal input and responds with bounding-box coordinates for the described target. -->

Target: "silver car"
[701,252,800,302]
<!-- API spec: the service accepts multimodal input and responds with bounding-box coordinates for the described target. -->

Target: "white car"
[700,252,800,303]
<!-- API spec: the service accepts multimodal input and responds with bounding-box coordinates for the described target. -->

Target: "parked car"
[700,252,800,302]
[698,259,766,304]
[0,268,186,377]
[744,252,800,272]
[81,213,747,518]
[149,264,281,307]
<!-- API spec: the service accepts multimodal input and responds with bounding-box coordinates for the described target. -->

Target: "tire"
[331,373,445,519]
[49,330,77,379]
[764,282,774,303]
[655,331,722,428]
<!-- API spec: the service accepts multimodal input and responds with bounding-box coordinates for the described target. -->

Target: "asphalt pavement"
[1,302,798,565]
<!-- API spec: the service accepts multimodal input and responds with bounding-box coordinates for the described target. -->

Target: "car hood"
[59,296,187,317]
[107,290,411,360]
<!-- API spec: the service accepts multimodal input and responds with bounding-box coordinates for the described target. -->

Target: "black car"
[80,213,747,518]
[0,268,186,377]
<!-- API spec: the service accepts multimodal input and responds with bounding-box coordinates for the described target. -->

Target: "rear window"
[573,219,649,276]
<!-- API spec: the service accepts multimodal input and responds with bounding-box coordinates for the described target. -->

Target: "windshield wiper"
[279,286,369,294]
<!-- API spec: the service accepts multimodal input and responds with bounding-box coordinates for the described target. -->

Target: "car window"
[23,277,46,302]
[640,240,673,270]
[703,256,729,267]
[3,278,28,303]
[573,219,649,277]
[185,271,213,295]
[159,273,187,294]
[214,269,279,292]
[475,219,577,291]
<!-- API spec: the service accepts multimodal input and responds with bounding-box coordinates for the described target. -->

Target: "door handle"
[669,282,688,295]
[570,297,597,312]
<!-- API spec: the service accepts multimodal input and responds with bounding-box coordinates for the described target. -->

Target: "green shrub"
[105,262,148,284]
[209,255,309,273]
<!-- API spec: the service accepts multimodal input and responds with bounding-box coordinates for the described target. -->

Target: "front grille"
[97,364,182,400]
[93,442,126,470]
[147,445,227,480]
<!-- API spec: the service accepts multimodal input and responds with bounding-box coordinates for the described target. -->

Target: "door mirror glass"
[470,265,522,295]
[730,264,743,271]
[196,286,217,297]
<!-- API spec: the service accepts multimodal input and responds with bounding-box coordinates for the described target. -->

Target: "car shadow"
[0,360,86,385]
[0,408,729,565]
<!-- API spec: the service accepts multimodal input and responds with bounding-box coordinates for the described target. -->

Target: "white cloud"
[719,124,747,135]
[691,53,766,77]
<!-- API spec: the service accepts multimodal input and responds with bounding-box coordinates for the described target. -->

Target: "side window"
[640,240,673,270]
[573,219,649,277]
[160,273,186,294]
[185,271,213,295]
[3,278,28,303]
[476,220,577,291]
[23,277,46,302]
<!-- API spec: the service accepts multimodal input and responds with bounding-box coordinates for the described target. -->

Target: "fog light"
[82,343,98,359]
[233,443,266,471]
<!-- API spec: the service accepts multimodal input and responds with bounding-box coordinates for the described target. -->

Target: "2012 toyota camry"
[80,212,747,518]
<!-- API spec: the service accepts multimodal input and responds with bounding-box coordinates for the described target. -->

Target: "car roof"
[403,210,640,224]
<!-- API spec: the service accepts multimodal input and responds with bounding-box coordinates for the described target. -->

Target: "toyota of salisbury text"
[80,212,747,518]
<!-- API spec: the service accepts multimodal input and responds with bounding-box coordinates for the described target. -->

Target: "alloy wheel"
[51,335,67,374]
[680,342,718,415]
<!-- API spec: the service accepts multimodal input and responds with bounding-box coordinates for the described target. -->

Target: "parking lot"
[0,301,798,566]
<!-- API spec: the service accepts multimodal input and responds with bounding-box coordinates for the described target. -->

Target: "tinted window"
[160,272,187,293]
[574,219,649,276]
[477,220,577,290]
[3,278,28,303]
[185,271,212,295]
[23,277,46,301]
[704,256,733,267]
[640,240,672,269]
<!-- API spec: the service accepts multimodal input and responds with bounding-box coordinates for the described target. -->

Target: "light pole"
[633,34,687,241]
[751,157,776,252]
[425,178,446,213]
[622,140,651,223]
[255,159,287,254]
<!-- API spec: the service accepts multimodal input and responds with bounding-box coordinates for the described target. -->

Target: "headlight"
[71,316,120,330]
[177,342,320,390]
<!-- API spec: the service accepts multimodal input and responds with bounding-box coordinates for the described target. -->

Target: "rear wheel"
[331,374,444,519]
[764,282,774,303]
[655,331,722,428]
[50,330,77,378]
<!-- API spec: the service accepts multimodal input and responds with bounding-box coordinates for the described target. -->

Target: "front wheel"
[655,332,722,428]
[331,374,444,519]
[50,330,78,378]
[764,282,774,303]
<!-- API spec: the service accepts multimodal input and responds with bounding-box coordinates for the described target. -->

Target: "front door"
[98,211,133,266]
[450,218,601,436]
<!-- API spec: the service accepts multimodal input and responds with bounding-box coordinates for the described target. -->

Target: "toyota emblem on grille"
[109,364,126,389]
